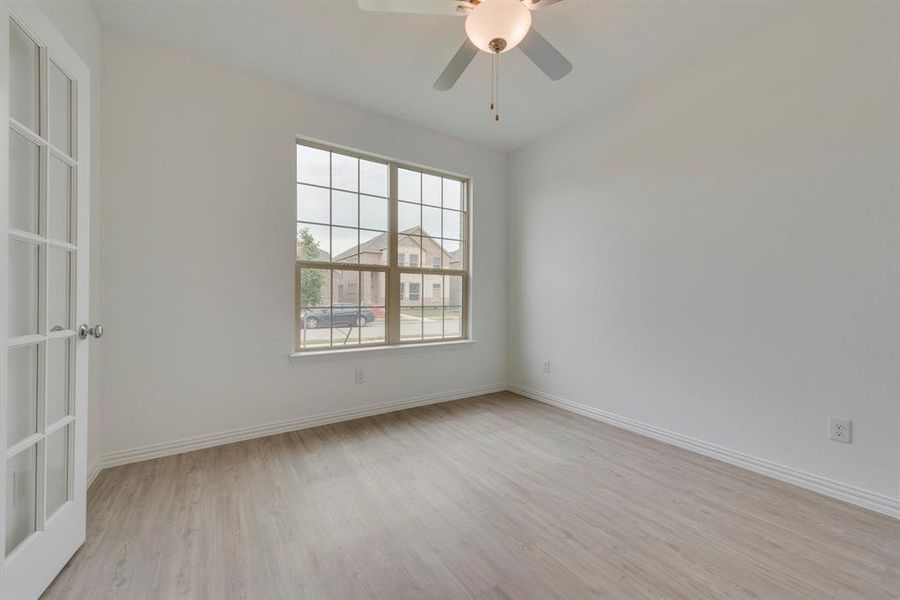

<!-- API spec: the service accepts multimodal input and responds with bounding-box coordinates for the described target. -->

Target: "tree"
[298,227,325,307]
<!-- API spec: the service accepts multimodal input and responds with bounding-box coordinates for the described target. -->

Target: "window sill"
[289,339,476,363]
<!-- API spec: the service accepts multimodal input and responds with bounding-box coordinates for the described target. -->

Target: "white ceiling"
[91,0,791,152]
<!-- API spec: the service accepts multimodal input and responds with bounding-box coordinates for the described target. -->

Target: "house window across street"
[295,140,469,350]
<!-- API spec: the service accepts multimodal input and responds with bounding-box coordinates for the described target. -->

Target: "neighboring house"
[298,226,463,307]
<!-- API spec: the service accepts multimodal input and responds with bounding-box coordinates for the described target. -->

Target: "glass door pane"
[9,130,40,233]
[48,60,71,155]
[46,426,70,518]
[47,247,71,331]
[9,18,39,132]
[45,339,70,424]
[48,153,72,242]
[5,446,37,554]
[8,239,39,337]
[7,345,38,447]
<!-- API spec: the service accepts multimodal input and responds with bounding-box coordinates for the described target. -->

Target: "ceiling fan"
[358,0,572,119]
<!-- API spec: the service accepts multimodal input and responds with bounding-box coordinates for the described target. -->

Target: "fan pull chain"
[490,51,495,113]
[495,50,500,122]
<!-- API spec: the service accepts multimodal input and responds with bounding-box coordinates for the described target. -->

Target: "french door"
[0,2,91,598]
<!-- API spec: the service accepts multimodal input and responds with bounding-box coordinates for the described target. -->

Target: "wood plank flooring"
[43,392,900,599]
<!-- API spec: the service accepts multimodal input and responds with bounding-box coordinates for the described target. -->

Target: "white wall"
[509,2,900,504]
[34,0,102,470]
[98,31,508,457]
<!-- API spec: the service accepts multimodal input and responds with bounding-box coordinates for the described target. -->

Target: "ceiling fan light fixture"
[464,0,532,54]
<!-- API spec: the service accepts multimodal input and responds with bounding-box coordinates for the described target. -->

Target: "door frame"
[0,2,91,598]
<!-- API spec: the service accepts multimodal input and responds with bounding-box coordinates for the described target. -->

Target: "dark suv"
[300,304,375,329]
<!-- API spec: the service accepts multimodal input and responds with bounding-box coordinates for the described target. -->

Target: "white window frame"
[293,138,470,354]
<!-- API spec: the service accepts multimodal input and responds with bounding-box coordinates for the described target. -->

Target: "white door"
[0,2,91,598]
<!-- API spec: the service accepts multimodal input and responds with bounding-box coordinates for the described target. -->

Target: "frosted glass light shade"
[465,0,532,54]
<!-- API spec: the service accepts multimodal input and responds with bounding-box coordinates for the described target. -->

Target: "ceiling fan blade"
[434,39,479,91]
[357,0,469,16]
[518,28,572,80]
[522,0,565,9]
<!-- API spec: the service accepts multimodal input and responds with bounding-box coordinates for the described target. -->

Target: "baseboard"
[87,461,103,490]
[91,383,507,474]
[509,383,900,520]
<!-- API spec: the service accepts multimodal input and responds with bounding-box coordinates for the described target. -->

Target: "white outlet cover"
[828,417,851,444]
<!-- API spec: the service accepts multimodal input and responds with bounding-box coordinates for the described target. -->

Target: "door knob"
[78,324,103,339]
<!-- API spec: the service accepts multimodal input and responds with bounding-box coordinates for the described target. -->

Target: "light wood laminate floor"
[44,392,900,599]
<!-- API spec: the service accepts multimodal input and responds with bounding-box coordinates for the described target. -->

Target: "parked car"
[300,304,375,329]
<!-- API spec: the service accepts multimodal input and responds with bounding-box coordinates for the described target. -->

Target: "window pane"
[359,229,388,266]
[333,270,360,305]
[441,239,463,269]
[400,273,422,307]
[331,318,360,347]
[10,19,39,132]
[298,307,331,347]
[400,307,422,341]
[422,206,441,240]
[361,307,386,344]
[299,268,330,308]
[297,184,329,224]
[361,271,386,305]
[49,60,72,155]
[424,306,443,340]
[360,195,387,231]
[422,174,441,207]
[49,153,72,242]
[297,145,329,186]
[398,168,420,203]
[444,275,464,306]
[46,425,70,518]
[443,178,463,210]
[10,130,40,234]
[9,239,39,337]
[331,153,358,192]
[443,209,464,240]
[444,306,463,338]
[5,445,37,554]
[7,344,38,448]
[46,338,70,425]
[424,274,442,306]
[48,248,71,332]
[297,223,330,261]
[420,236,442,270]
[360,159,387,197]
[398,235,421,267]
[332,191,358,228]
[398,201,419,232]
[332,226,359,263]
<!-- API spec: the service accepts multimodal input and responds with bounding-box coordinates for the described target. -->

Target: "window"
[295,140,468,351]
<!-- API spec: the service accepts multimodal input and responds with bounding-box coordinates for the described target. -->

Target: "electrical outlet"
[542,360,551,375]
[354,369,365,385]
[829,417,851,444]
